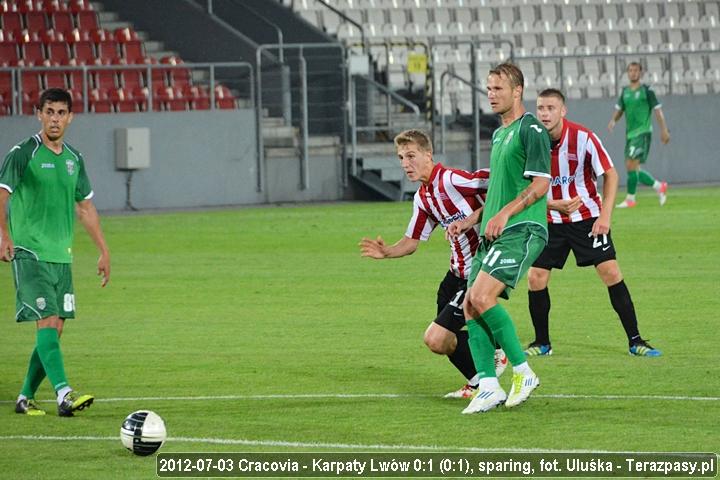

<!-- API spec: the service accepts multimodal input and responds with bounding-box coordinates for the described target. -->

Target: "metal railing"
[255,42,346,194]
[438,70,487,162]
[349,74,420,177]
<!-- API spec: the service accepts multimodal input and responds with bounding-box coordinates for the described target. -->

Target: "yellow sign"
[407,53,428,74]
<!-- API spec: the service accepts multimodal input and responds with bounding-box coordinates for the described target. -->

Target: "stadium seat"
[185,84,210,110]
[0,39,19,65]
[43,69,66,88]
[75,10,98,31]
[70,39,94,65]
[109,86,137,112]
[18,38,45,65]
[49,11,73,34]
[42,0,68,13]
[214,84,237,109]
[1,12,23,32]
[45,38,69,64]
[96,39,119,64]
[161,55,191,88]
[69,0,93,14]
[88,87,112,112]
[118,67,143,90]
[24,11,46,32]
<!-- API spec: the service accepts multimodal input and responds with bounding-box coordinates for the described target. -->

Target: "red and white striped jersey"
[548,119,614,224]
[405,163,489,279]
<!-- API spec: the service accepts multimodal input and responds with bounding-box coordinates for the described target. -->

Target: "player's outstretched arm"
[76,199,110,287]
[608,109,623,133]
[359,235,419,259]
[0,189,14,262]
[654,107,670,144]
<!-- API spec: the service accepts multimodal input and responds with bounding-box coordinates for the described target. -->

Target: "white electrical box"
[115,128,150,170]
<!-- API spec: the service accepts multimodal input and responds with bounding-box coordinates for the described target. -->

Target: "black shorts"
[532,218,617,270]
[433,270,467,333]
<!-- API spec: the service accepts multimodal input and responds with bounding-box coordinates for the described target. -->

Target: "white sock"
[626,194,636,202]
[17,394,27,402]
[56,387,72,405]
[477,377,502,390]
[468,374,480,387]
[513,362,533,375]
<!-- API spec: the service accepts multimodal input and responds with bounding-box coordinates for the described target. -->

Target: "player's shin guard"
[466,319,496,378]
[481,304,526,366]
[608,280,640,342]
[626,170,639,195]
[20,347,47,399]
[447,330,478,381]
[528,288,551,345]
[35,328,70,393]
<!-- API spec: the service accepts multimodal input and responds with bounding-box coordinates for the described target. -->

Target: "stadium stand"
[0,0,241,114]
[290,0,720,114]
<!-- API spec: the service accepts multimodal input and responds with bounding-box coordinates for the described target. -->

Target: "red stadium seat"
[1,12,23,32]
[120,39,144,64]
[118,68,143,90]
[0,68,12,96]
[16,0,38,14]
[92,68,116,90]
[46,39,69,64]
[42,0,68,13]
[214,84,237,109]
[18,39,45,65]
[0,40,19,65]
[24,11,47,32]
[49,11,72,34]
[44,69,66,88]
[110,87,137,112]
[1,1,18,13]
[70,39,94,65]
[75,10,97,31]
[88,87,111,112]
[185,84,210,110]
[96,39,119,64]
[67,87,84,112]
[65,27,89,43]
[69,0,93,14]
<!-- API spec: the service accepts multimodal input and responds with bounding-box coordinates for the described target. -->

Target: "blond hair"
[394,129,433,153]
[489,62,525,94]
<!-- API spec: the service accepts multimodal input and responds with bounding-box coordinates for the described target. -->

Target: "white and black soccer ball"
[120,410,167,456]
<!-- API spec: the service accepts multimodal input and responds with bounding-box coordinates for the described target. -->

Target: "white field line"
[0,434,678,454]
[1,393,719,404]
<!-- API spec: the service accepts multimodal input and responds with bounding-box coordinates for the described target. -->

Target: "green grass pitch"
[0,187,718,479]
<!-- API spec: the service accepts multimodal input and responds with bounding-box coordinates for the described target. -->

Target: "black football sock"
[608,280,641,344]
[528,288,551,345]
[448,330,478,384]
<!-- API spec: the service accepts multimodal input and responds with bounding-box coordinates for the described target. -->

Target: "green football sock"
[466,318,496,379]
[638,169,656,186]
[20,347,46,399]
[626,170,639,195]
[481,304,526,366]
[36,328,69,393]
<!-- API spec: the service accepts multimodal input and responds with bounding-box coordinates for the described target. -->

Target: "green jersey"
[616,84,660,139]
[0,134,93,263]
[481,112,551,239]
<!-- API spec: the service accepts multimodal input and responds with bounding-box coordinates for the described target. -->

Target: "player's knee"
[424,324,455,355]
[528,268,549,290]
[467,288,494,313]
[597,261,623,286]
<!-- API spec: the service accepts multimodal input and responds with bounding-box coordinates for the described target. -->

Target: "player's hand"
[484,212,508,241]
[552,196,583,215]
[445,219,468,242]
[607,119,615,133]
[591,216,610,236]
[359,235,387,259]
[661,129,670,145]
[0,234,14,262]
[97,252,110,287]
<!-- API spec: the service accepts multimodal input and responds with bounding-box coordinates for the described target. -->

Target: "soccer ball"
[120,410,167,456]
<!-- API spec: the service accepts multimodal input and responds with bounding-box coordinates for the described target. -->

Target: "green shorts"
[468,223,548,299]
[625,133,652,163]
[11,254,75,322]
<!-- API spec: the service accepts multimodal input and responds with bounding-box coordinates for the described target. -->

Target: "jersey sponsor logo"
[36,297,46,311]
[530,124,543,133]
[551,175,575,186]
[65,159,75,175]
[499,258,517,265]
[440,211,467,228]
[41,163,56,169]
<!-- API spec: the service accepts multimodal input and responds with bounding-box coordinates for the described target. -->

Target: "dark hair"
[538,88,566,103]
[627,61,643,71]
[38,88,72,112]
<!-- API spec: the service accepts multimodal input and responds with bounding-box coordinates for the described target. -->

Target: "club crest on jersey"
[36,297,46,310]
[65,159,75,175]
